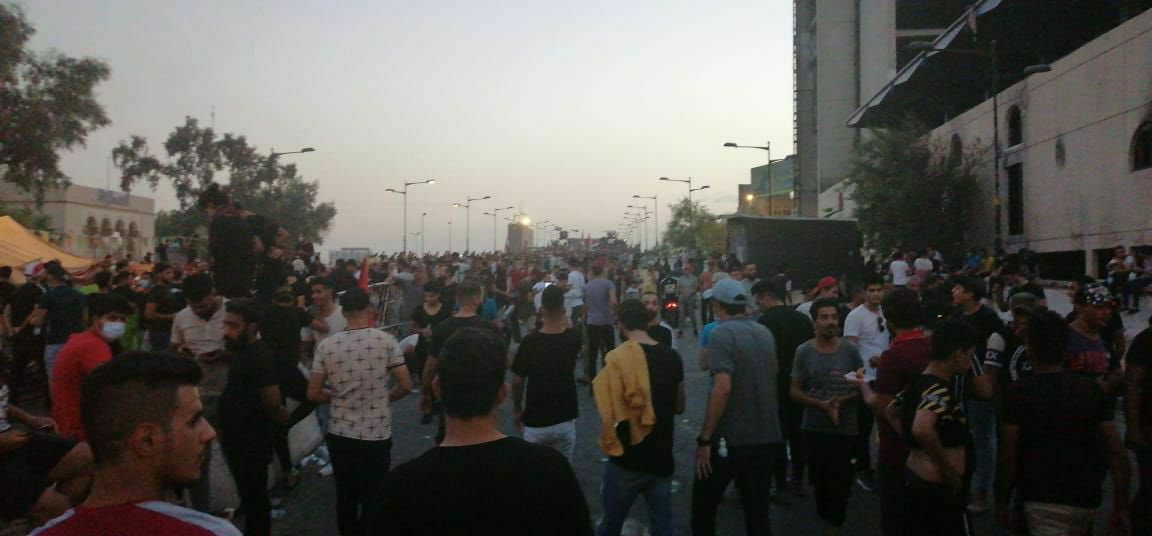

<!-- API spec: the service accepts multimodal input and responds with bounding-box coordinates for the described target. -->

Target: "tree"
[0,4,111,199]
[662,198,725,254]
[847,119,985,256]
[113,116,336,243]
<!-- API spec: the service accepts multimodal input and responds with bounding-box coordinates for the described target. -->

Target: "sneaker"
[855,469,876,493]
[318,463,334,477]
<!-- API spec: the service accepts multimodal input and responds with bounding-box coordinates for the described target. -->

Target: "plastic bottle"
[717,437,729,459]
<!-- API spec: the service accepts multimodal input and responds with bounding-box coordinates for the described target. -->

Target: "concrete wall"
[814,0,860,213]
[928,8,1152,275]
[0,183,156,259]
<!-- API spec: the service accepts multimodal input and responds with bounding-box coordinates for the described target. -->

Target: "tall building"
[794,0,970,216]
[738,155,796,216]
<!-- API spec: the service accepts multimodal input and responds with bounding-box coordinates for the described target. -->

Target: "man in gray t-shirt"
[788,298,864,530]
[581,265,617,381]
[692,279,780,535]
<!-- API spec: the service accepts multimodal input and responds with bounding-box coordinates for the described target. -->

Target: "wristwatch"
[696,436,712,447]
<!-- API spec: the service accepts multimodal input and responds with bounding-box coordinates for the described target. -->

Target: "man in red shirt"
[33,351,239,535]
[50,293,134,440]
[853,287,929,535]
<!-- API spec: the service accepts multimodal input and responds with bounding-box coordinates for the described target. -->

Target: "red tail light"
[664,302,679,310]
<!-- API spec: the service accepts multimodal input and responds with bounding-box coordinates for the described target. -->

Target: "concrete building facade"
[0,183,156,260]
[739,155,796,216]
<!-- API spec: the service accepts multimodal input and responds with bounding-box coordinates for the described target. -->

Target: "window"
[949,134,963,167]
[1007,163,1024,235]
[1133,122,1152,171]
[1007,106,1023,147]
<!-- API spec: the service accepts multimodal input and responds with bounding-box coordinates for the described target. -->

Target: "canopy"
[0,216,96,278]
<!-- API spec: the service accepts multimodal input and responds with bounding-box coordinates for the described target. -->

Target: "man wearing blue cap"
[691,278,782,535]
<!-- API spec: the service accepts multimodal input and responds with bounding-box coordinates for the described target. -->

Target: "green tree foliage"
[662,198,725,253]
[113,117,336,243]
[0,4,111,199]
[847,119,985,256]
[0,204,53,231]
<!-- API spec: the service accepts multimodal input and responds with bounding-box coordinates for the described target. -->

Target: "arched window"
[100,218,112,236]
[949,134,963,167]
[1133,122,1152,171]
[1007,106,1023,147]
[114,220,126,235]
[85,216,98,236]
[128,221,140,237]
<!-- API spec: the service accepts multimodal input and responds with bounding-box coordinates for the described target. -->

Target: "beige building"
[849,1,1152,278]
[0,183,156,260]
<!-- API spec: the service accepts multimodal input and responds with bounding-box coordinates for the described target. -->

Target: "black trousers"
[903,469,973,536]
[7,340,44,405]
[691,443,779,536]
[853,403,874,473]
[774,398,806,489]
[326,434,392,536]
[878,463,907,536]
[701,297,714,323]
[1133,445,1152,535]
[585,324,616,379]
[220,437,273,536]
[806,431,855,526]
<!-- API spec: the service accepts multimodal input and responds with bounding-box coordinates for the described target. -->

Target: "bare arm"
[388,364,413,402]
[698,372,732,441]
[144,302,174,322]
[511,374,526,415]
[675,382,686,415]
[912,410,962,491]
[307,372,331,403]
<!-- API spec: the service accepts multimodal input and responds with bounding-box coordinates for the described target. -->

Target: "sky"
[25,0,794,254]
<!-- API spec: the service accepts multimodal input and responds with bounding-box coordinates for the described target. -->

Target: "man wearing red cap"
[796,277,841,319]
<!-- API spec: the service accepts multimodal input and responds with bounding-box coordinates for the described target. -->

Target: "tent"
[0,216,96,279]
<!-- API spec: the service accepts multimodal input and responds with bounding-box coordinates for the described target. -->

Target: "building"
[794,0,971,217]
[0,183,156,260]
[739,155,797,216]
[328,248,372,264]
[848,1,1152,278]
[505,221,533,254]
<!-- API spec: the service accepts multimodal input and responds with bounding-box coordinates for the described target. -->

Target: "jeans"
[877,463,907,536]
[1133,445,1152,535]
[597,462,672,536]
[904,470,973,536]
[585,324,616,379]
[967,399,996,495]
[44,343,65,391]
[220,436,272,536]
[1126,276,1152,309]
[1024,502,1095,535]
[327,434,392,536]
[691,444,777,536]
[523,420,576,462]
[806,431,856,526]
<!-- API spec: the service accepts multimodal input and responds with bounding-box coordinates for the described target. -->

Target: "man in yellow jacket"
[592,299,685,536]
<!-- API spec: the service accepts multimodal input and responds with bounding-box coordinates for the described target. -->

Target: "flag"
[358,257,370,290]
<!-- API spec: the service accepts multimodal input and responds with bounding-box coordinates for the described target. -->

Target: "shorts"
[0,431,77,519]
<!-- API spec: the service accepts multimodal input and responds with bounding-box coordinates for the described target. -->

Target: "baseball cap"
[1008,292,1039,314]
[1076,282,1117,307]
[816,276,838,290]
[702,278,749,306]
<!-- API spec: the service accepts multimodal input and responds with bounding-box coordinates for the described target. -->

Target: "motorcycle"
[660,275,680,328]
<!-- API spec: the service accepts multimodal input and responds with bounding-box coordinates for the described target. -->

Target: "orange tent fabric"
[0,216,96,278]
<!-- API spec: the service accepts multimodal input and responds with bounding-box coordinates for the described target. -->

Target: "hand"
[821,400,841,426]
[25,416,56,433]
[0,429,30,455]
[868,355,881,369]
[1109,508,1130,536]
[1126,429,1147,450]
[695,446,713,480]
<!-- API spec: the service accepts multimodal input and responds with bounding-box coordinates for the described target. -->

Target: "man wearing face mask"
[50,293,135,440]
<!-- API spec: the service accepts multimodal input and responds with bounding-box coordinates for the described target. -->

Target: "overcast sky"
[27,0,793,254]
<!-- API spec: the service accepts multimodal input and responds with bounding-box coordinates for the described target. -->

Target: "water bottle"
[717,437,729,459]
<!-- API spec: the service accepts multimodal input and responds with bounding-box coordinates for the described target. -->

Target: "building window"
[1133,122,1152,171]
[1007,163,1024,235]
[949,134,963,167]
[1007,106,1023,147]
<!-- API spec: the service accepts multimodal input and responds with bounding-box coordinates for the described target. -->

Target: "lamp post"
[724,141,792,215]
[533,220,551,249]
[420,212,429,256]
[385,179,435,255]
[452,195,491,253]
[269,147,316,159]
[632,194,659,248]
[482,206,515,252]
[907,40,1051,244]
[658,177,710,252]
[627,205,654,251]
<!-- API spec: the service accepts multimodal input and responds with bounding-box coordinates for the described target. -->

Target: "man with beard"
[144,263,183,352]
[219,299,287,536]
[170,273,227,513]
[33,352,239,535]
[4,262,46,405]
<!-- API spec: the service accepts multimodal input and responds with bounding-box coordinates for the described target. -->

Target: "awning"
[0,216,96,279]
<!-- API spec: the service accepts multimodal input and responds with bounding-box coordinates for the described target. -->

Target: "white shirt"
[301,305,347,344]
[889,260,911,286]
[171,302,227,397]
[311,328,406,441]
[565,269,586,308]
[913,257,934,274]
[843,304,889,381]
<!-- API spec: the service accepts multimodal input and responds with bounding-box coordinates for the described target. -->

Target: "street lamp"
[632,194,659,248]
[627,205,654,251]
[532,220,551,248]
[452,195,491,253]
[482,206,515,252]
[269,147,316,159]
[420,212,429,256]
[907,39,1051,243]
[725,141,791,215]
[385,179,435,255]
[659,177,710,251]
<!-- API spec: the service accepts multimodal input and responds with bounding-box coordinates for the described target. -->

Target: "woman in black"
[889,320,977,535]
[411,281,451,379]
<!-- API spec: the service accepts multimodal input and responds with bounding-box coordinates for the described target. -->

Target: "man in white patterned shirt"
[307,287,412,536]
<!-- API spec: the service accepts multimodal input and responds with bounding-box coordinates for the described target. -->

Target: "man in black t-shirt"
[1124,317,1152,533]
[144,263,183,351]
[220,299,287,536]
[593,299,685,536]
[421,279,496,441]
[365,325,591,535]
[512,286,581,461]
[753,280,815,497]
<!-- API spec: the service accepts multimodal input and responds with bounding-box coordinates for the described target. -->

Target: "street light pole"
[385,179,435,255]
[483,206,514,252]
[420,212,429,256]
[453,195,491,253]
[633,194,658,248]
[724,141,790,215]
[269,147,316,159]
[659,177,709,252]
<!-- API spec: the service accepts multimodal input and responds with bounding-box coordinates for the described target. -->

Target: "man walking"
[791,299,864,534]
[582,264,617,383]
[307,288,412,536]
[692,279,782,535]
[512,286,582,461]
[842,274,888,491]
[593,299,685,536]
[32,262,86,392]
[421,279,494,440]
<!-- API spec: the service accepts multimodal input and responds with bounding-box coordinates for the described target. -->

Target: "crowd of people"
[1,184,1150,536]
